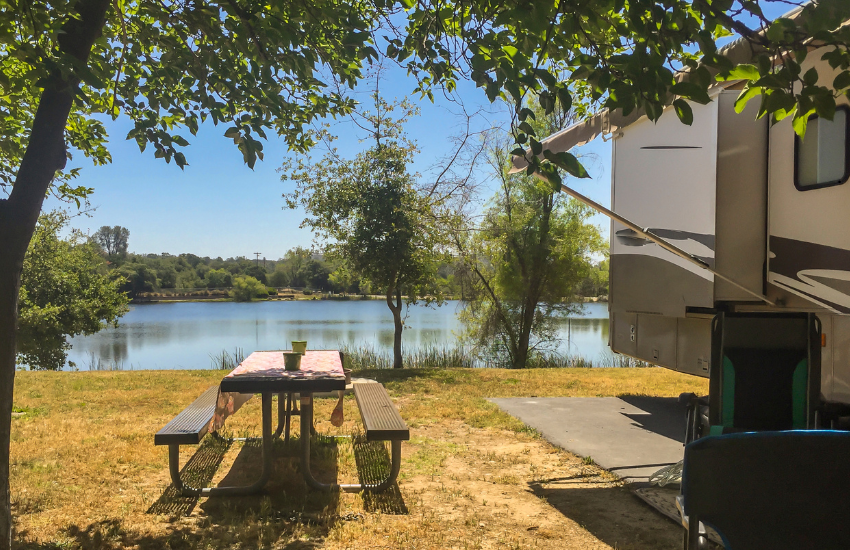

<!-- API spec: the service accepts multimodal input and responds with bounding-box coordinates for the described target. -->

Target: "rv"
[517,39,850,411]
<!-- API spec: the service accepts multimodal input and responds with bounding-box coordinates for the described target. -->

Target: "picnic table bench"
[155,350,408,495]
[154,385,218,447]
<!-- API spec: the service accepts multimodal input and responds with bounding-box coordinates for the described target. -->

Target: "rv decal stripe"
[769,236,850,314]
[640,146,702,150]
[615,228,715,250]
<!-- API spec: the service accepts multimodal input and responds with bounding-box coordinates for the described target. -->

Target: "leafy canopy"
[459,147,605,368]
[0,0,380,202]
[92,225,129,257]
[229,275,268,302]
[386,0,850,183]
[283,96,446,301]
[17,211,129,370]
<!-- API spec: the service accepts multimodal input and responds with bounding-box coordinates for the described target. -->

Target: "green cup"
[291,340,308,355]
[283,351,302,371]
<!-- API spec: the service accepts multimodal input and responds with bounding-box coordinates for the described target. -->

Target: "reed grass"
[209,347,245,370]
[340,344,651,370]
[83,352,126,371]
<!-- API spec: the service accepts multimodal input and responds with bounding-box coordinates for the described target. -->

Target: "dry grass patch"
[11,367,706,549]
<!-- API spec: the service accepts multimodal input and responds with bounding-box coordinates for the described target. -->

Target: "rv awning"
[508,109,644,173]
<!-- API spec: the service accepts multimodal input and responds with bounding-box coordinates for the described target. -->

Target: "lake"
[65,300,612,370]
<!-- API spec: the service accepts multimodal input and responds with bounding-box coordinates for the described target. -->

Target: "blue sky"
[46,59,613,260]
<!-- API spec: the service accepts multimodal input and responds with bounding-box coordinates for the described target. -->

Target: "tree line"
[92,243,474,299]
[93,235,608,301]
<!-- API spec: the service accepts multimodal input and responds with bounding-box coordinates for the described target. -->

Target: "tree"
[205,268,233,289]
[17,212,129,370]
[230,276,268,302]
[457,146,605,368]
[267,267,288,288]
[92,225,129,258]
[302,259,331,290]
[272,247,313,288]
[579,259,610,298]
[114,262,158,298]
[156,266,178,289]
[244,265,268,285]
[0,2,378,541]
[284,97,446,368]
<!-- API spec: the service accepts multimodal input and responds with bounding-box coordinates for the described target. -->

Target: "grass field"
[11,367,708,549]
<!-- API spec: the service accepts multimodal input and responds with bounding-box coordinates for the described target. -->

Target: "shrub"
[229,276,268,302]
[302,289,313,296]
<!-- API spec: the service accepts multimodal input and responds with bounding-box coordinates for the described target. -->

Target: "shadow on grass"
[14,436,346,549]
[15,516,328,550]
[15,427,409,548]
[353,438,408,515]
[528,478,684,550]
[146,436,232,518]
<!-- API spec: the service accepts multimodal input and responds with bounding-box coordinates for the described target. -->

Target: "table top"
[219,350,346,394]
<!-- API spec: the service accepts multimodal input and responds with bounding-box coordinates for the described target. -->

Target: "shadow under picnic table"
[147,436,232,518]
[147,431,343,520]
[354,438,408,515]
[200,434,342,517]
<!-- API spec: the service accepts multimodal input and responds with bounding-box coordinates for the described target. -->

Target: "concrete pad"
[490,396,687,481]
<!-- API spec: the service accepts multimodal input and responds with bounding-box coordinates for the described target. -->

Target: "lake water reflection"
[65,300,611,370]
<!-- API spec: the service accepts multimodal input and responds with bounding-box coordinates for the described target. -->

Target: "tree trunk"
[0,1,110,546]
[386,285,403,369]
[512,193,553,370]
[514,308,535,369]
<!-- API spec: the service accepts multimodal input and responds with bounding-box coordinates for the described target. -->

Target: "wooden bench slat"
[354,383,409,441]
[154,385,219,446]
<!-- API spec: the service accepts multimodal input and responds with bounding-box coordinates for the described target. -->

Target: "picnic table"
[155,349,409,496]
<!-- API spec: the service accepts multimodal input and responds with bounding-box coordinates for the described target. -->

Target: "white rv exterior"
[605,46,850,404]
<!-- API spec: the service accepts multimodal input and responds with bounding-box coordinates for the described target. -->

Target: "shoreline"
[130,295,608,304]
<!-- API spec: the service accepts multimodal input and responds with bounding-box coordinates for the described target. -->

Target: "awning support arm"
[558,183,775,306]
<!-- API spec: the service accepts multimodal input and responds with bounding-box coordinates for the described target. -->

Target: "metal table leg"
[169,392,273,496]
[273,392,287,440]
[286,393,294,444]
[299,392,401,493]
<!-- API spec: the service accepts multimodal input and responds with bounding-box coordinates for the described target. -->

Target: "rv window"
[795,107,850,190]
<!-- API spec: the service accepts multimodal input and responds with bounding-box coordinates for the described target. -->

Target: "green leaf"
[793,111,811,138]
[673,99,694,125]
[734,86,762,114]
[803,67,819,87]
[543,150,590,179]
[722,64,760,81]
[669,82,710,104]
[813,94,836,120]
[518,121,535,136]
[538,163,562,189]
[834,71,850,90]
[757,55,772,77]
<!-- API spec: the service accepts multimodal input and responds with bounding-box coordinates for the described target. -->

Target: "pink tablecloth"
[223,350,344,382]
[210,350,345,433]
